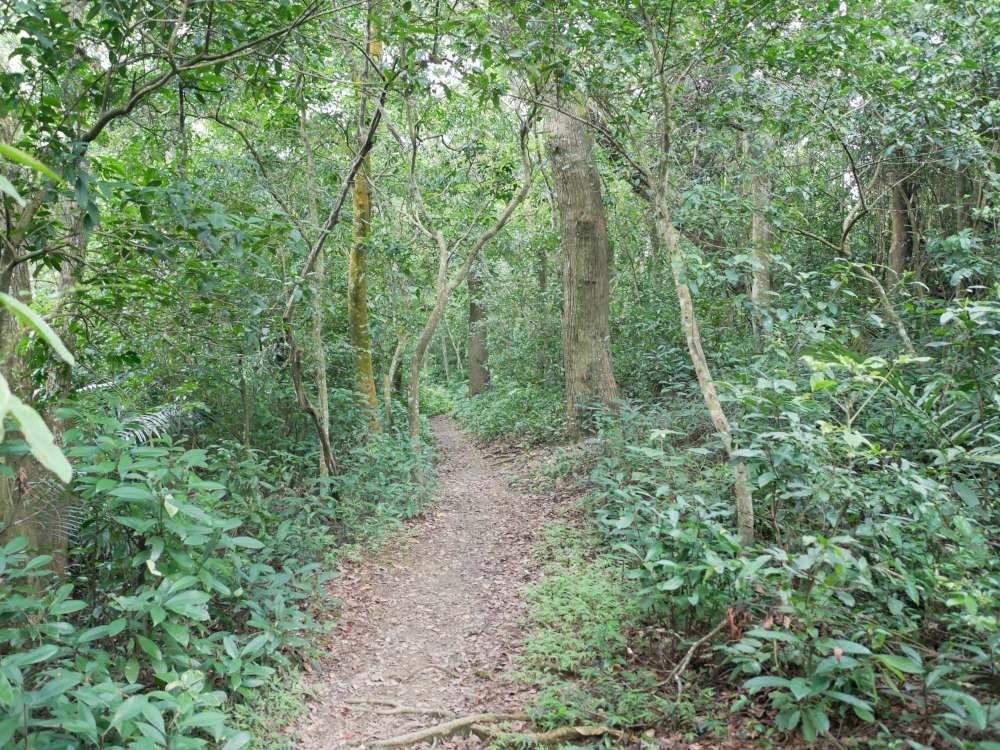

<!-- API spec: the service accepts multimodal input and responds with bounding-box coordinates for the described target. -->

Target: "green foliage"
[0,405,435,748]
[3,0,999,747]
[418,382,458,417]
[564,312,1000,746]
[453,384,565,444]
[0,292,75,482]
[518,525,671,733]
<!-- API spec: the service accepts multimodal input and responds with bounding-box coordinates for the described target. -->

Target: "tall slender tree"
[348,4,382,431]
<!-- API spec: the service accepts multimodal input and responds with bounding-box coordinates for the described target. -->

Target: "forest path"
[294,416,549,749]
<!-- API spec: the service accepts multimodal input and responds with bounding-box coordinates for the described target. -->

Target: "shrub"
[0,408,436,748]
[564,359,999,746]
[453,383,564,444]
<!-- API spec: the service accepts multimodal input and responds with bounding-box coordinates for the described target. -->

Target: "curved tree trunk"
[654,194,755,546]
[408,280,450,437]
[544,96,618,438]
[299,100,330,473]
[467,261,489,396]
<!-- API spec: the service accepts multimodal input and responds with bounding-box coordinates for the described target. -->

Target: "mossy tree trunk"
[349,6,382,432]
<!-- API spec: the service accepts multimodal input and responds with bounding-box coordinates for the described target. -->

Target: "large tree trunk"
[545,96,618,437]
[348,14,381,432]
[467,261,489,396]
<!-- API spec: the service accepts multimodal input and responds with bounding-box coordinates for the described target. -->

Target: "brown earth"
[293,416,555,749]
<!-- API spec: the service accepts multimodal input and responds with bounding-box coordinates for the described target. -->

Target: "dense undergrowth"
[454,293,1000,748]
[0,403,436,749]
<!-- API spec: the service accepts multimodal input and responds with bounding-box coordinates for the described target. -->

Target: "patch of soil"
[293,417,556,749]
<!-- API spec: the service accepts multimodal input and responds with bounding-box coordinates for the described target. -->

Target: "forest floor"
[292,416,557,749]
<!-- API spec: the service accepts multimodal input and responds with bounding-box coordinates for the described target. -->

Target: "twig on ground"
[655,616,729,690]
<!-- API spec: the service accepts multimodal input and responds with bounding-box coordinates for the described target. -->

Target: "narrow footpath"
[295,416,550,749]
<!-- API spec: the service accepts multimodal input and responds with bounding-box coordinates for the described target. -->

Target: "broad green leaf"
[802,706,830,741]
[124,659,140,684]
[49,599,87,616]
[229,536,265,549]
[222,732,253,750]
[4,643,59,668]
[0,175,24,206]
[33,674,82,703]
[112,695,148,727]
[0,293,75,365]
[743,675,791,691]
[0,673,13,707]
[7,395,72,481]
[163,622,189,646]
[0,143,61,181]
[875,653,923,676]
[109,485,155,501]
[0,715,18,746]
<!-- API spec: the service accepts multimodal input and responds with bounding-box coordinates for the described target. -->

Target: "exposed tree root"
[367,712,529,748]
[343,698,450,718]
[472,721,627,746]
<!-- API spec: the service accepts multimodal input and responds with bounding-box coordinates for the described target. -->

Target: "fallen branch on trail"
[367,712,528,748]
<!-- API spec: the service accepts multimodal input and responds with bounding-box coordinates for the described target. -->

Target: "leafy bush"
[0,408,436,748]
[518,525,671,733]
[418,382,458,417]
[557,331,1000,747]
[453,383,564,444]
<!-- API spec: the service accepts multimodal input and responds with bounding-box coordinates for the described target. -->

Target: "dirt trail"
[295,416,549,749]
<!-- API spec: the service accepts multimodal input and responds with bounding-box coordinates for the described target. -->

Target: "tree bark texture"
[467,262,489,396]
[544,96,618,438]
[749,144,773,338]
[348,15,381,431]
[888,178,914,287]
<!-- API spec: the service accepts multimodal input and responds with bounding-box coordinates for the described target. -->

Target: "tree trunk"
[653,193,755,546]
[544,96,618,437]
[888,178,913,288]
[299,101,330,473]
[403,105,534,439]
[348,14,381,432]
[448,323,462,377]
[440,329,450,382]
[467,262,489,396]
[383,334,407,431]
[408,286,449,437]
[536,240,550,383]
[749,139,773,338]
